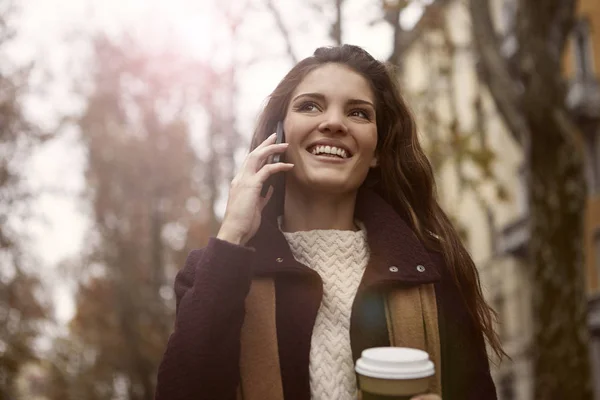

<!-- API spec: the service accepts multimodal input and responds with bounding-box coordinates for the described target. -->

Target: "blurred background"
[1,0,599,399]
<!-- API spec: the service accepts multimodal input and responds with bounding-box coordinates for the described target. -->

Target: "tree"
[0,3,51,399]
[377,0,451,67]
[469,0,592,398]
[67,35,217,399]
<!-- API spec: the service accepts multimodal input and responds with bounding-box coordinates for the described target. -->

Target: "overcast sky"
[10,0,423,324]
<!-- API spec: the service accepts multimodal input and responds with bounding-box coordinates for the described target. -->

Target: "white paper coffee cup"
[355,347,435,397]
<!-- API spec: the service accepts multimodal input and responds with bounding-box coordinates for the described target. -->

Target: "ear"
[370,157,378,168]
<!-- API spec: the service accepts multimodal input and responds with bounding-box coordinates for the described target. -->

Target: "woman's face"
[283,63,378,196]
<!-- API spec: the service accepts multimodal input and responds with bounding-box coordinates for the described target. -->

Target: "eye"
[295,101,321,112]
[349,109,371,120]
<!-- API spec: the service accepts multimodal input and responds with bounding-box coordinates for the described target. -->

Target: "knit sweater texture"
[281,221,370,400]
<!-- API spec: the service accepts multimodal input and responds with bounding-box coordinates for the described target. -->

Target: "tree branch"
[386,0,451,64]
[265,0,299,64]
[469,0,530,148]
[331,0,344,45]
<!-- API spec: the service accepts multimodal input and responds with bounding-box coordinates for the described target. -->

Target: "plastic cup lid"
[355,347,435,380]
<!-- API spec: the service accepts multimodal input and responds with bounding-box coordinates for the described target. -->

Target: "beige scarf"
[237,278,442,399]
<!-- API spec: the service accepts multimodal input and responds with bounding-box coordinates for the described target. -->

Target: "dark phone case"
[260,122,285,197]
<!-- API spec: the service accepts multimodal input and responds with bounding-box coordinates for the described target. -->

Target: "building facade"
[566,0,600,395]
[402,0,600,399]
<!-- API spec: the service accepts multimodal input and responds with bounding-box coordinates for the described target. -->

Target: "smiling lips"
[308,145,350,159]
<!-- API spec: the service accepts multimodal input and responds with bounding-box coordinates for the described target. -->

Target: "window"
[583,123,600,194]
[595,232,600,278]
[516,165,528,217]
[573,19,595,79]
[500,0,518,57]
[501,0,517,35]
[592,130,600,193]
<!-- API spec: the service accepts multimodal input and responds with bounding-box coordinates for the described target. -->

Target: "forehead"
[292,63,375,103]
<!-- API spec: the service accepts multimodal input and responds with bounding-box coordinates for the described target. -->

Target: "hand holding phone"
[260,121,286,197]
[218,125,292,245]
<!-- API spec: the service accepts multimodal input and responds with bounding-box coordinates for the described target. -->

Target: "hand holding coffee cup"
[409,395,441,400]
[355,347,436,400]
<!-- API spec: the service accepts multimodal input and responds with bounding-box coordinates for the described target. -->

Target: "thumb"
[259,185,274,210]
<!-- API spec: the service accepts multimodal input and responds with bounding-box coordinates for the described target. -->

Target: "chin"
[300,177,361,196]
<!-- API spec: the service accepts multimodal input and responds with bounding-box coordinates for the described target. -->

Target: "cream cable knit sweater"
[281,220,370,400]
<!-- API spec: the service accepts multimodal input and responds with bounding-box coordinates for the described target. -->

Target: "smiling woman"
[155,44,503,400]
[283,63,379,203]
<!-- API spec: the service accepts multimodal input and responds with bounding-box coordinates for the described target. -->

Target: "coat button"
[276,257,284,263]
[416,265,426,272]
[389,266,399,272]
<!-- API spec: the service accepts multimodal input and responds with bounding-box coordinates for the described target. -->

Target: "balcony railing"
[588,294,600,335]
[498,216,529,258]
[567,77,600,120]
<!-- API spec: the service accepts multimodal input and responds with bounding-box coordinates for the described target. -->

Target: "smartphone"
[260,121,286,197]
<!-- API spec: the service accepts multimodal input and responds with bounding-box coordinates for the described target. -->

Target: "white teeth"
[310,145,349,158]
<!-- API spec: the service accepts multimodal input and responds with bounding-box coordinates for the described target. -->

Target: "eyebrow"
[292,92,375,109]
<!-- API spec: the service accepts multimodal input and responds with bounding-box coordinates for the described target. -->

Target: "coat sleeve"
[433,253,498,400]
[155,237,256,400]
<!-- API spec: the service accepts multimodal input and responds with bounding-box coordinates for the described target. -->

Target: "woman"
[155,45,503,400]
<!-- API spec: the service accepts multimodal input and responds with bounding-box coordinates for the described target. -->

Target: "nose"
[317,109,348,135]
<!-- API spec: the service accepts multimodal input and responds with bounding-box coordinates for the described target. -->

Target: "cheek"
[283,114,298,141]
[371,127,379,149]
[284,118,313,145]
[362,130,378,154]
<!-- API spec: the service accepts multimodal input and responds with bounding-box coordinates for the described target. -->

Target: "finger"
[244,133,277,171]
[255,162,294,182]
[259,185,274,210]
[236,139,284,178]
[255,132,277,149]
[248,143,289,171]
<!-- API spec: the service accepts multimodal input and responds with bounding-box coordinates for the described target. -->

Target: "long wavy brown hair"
[249,44,505,360]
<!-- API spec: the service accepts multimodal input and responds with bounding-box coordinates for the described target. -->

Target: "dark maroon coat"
[155,189,497,400]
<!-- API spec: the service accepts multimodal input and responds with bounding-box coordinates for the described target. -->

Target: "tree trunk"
[469,0,593,398]
[528,105,592,399]
[520,1,593,396]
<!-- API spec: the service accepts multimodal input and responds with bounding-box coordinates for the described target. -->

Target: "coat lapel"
[239,188,444,400]
[238,278,284,400]
[248,188,441,287]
